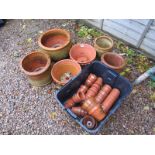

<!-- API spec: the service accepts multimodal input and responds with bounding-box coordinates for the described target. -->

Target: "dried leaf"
[47,89,52,94]
[143,106,150,111]
[50,112,57,120]
[27,38,32,43]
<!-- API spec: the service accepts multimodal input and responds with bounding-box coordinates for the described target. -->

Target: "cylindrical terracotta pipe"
[101,88,120,113]
[71,107,87,117]
[95,84,112,104]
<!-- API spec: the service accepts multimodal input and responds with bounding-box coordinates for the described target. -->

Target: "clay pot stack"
[64,73,121,130]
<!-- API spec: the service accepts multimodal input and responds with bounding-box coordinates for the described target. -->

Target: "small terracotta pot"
[20,51,52,87]
[51,59,81,85]
[101,52,126,72]
[72,91,86,103]
[86,77,103,98]
[64,98,75,109]
[69,44,96,65]
[77,85,88,94]
[82,115,97,129]
[95,84,112,104]
[38,28,72,61]
[94,35,114,57]
[82,97,106,121]
[102,88,120,113]
[71,107,87,117]
[85,73,97,87]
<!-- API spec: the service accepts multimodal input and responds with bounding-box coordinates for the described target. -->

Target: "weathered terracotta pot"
[82,115,97,129]
[95,84,112,104]
[82,97,106,121]
[38,29,72,61]
[101,52,126,72]
[51,59,81,85]
[64,91,85,108]
[94,35,114,57]
[71,107,87,117]
[85,73,97,87]
[20,51,52,87]
[69,44,96,65]
[86,77,103,98]
[102,88,120,113]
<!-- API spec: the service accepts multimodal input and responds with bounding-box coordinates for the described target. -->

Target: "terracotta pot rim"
[51,59,81,85]
[94,35,114,51]
[69,43,96,65]
[101,52,126,70]
[20,51,51,76]
[38,28,71,51]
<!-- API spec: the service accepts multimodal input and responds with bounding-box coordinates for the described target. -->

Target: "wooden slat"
[131,19,150,25]
[141,38,155,50]
[111,19,146,33]
[145,29,155,41]
[103,25,138,46]
[85,19,103,29]
[103,20,141,41]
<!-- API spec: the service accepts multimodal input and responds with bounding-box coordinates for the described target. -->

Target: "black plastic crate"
[55,61,132,134]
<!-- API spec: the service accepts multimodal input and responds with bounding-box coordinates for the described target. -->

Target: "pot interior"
[103,54,124,67]
[41,32,68,48]
[70,45,96,63]
[22,53,47,73]
[52,61,81,82]
[96,37,112,49]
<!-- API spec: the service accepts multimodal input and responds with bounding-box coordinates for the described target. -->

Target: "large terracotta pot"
[69,44,96,65]
[38,29,72,61]
[94,35,114,57]
[20,51,52,87]
[51,59,81,85]
[82,97,106,121]
[101,52,126,72]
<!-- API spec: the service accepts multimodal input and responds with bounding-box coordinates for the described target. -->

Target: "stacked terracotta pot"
[64,73,120,130]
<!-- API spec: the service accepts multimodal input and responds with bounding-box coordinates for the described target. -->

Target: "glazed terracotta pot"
[38,29,72,61]
[95,84,112,104]
[102,88,120,113]
[94,35,114,57]
[51,59,81,85]
[82,97,106,121]
[71,107,87,117]
[82,115,97,129]
[101,52,126,72]
[20,51,52,87]
[85,73,97,87]
[69,44,96,65]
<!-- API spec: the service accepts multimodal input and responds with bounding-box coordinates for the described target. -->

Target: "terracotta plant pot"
[82,97,106,121]
[64,98,74,109]
[77,85,88,94]
[38,28,72,61]
[51,59,81,85]
[86,77,103,98]
[82,115,97,129]
[85,73,97,87]
[69,44,96,65]
[95,84,112,104]
[71,107,87,117]
[94,35,114,57]
[101,52,126,72]
[20,51,52,87]
[102,88,120,113]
